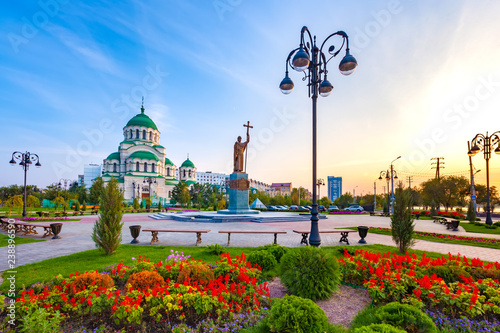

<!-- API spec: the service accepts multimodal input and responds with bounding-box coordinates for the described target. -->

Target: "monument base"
[217,172,260,215]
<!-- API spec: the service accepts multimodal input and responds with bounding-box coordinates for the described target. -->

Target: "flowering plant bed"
[368,227,500,249]
[340,249,500,322]
[413,210,466,219]
[20,216,70,221]
[328,211,366,215]
[11,252,270,332]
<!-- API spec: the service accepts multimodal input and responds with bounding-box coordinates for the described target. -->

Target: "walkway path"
[2,213,500,272]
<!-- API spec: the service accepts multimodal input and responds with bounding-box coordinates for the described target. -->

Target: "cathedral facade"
[101,104,196,204]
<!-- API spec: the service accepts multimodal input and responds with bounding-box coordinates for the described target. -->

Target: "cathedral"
[101,103,196,204]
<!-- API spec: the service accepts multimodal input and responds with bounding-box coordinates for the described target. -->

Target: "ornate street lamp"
[9,151,41,217]
[468,131,500,225]
[280,26,357,247]
[379,156,400,214]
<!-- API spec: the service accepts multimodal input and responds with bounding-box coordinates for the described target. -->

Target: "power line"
[430,157,445,179]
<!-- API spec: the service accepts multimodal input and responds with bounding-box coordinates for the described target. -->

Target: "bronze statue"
[234,121,252,173]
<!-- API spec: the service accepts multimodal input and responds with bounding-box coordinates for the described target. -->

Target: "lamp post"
[373,181,377,211]
[280,26,357,247]
[468,131,500,225]
[353,185,358,203]
[59,178,71,212]
[9,151,41,217]
[379,156,400,214]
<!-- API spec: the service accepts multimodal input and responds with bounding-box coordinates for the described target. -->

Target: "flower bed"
[340,249,500,321]
[371,227,500,246]
[13,253,270,332]
[21,216,69,221]
[413,210,466,219]
[328,211,366,215]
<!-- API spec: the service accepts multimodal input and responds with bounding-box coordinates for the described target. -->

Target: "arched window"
[143,130,146,139]
[152,163,155,173]
[113,163,117,172]
[136,162,140,171]
[183,170,186,178]
[136,129,139,138]
[130,130,133,139]
[188,170,192,177]
[144,162,148,172]
[166,167,170,176]
[168,191,171,197]
[149,132,153,140]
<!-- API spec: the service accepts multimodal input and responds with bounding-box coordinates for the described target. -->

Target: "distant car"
[289,205,299,210]
[318,205,326,212]
[328,205,339,212]
[275,205,286,211]
[345,205,364,212]
[267,206,278,211]
[298,205,308,211]
[305,206,312,211]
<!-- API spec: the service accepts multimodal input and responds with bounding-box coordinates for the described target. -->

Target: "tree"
[53,196,65,212]
[172,182,190,207]
[73,199,80,211]
[27,195,40,214]
[82,201,87,211]
[78,182,88,204]
[466,200,476,223]
[390,184,415,254]
[475,184,500,213]
[334,193,353,209]
[133,197,139,209]
[89,177,104,205]
[5,195,23,217]
[440,176,469,211]
[91,177,124,255]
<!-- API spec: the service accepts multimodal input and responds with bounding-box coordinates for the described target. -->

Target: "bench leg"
[339,232,350,245]
[150,231,159,245]
[42,227,53,238]
[300,233,309,246]
[273,233,278,245]
[227,233,231,246]
[196,232,202,246]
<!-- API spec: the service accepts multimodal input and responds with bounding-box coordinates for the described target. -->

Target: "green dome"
[127,151,159,161]
[106,152,120,161]
[125,107,158,130]
[181,158,195,168]
[164,157,174,165]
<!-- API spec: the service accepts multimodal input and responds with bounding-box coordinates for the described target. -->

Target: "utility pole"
[468,141,478,214]
[431,157,445,179]
[373,181,377,211]
[406,176,413,189]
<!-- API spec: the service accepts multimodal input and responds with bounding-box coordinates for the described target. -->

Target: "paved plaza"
[2,213,500,272]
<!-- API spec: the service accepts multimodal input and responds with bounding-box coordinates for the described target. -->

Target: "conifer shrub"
[279,246,340,300]
[176,262,214,285]
[256,244,289,263]
[72,199,80,211]
[247,250,278,271]
[133,197,139,210]
[351,302,437,333]
[72,271,114,292]
[466,200,476,223]
[265,295,329,333]
[82,201,87,211]
[391,184,415,254]
[352,323,406,333]
[126,270,165,290]
[91,177,124,255]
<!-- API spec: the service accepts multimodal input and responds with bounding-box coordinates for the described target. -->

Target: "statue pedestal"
[217,172,259,215]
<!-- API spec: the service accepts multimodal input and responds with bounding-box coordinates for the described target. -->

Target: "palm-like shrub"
[279,246,340,300]
[91,177,124,255]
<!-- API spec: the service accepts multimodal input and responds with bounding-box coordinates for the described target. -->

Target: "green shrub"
[247,250,278,271]
[486,225,498,229]
[423,265,471,284]
[205,243,225,255]
[19,307,64,333]
[465,201,476,223]
[256,244,289,263]
[352,302,437,333]
[265,295,329,333]
[279,246,340,300]
[494,221,500,227]
[352,323,406,333]
[469,267,500,280]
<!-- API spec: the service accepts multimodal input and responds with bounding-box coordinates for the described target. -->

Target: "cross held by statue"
[244,121,253,135]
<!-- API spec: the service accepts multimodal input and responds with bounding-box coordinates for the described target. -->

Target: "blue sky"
[2,0,500,196]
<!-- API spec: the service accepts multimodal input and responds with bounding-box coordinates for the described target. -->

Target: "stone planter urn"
[451,220,460,231]
[50,223,63,239]
[358,226,369,244]
[129,225,141,244]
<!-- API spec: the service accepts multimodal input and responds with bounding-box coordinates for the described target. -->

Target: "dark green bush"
[247,250,278,271]
[279,246,340,300]
[266,295,329,333]
[469,267,500,280]
[352,302,437,333]
[423,265,471,284]
[352,323,406,333]
[494,221,500,227]
[205,243,225,255]
[485,225,498,229]
[256,244,289,263]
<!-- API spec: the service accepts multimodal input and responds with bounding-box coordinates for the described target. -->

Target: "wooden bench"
[90,209,99,215]
[293,229,353,246]
[218,230,287,246]
[142,228,211,246]
[0,218,54,238]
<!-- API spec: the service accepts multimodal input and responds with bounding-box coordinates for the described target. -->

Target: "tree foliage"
[91,177,124,255]
[172,182,190,207]
[390,183,415,254]
[4,195,23,217]
[89,177,104,205]
[53,196,65,212]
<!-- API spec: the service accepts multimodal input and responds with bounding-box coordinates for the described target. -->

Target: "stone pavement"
[2,213,500,272]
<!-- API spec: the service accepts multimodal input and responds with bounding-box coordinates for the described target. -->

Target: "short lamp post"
[468,131,500,225]
[9,151,41,217]
[379,156,400,214]
[280,26,357,247]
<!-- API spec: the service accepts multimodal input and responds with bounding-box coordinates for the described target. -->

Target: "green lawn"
[0,235,44,247]
[343,227,500,250]
[1,243,448,293]
[460,222,500,234]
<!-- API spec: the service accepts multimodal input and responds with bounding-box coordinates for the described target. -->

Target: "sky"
[2,0,500,197]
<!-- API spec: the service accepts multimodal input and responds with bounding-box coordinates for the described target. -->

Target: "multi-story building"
[270,182,292,197]
[249,179,271,193]
[83,164,102,187]
[196,171,228,186]
[328,176,342,202]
